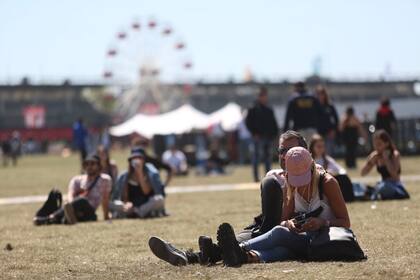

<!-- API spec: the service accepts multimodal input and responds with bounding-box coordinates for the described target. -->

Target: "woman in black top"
[340,107,367,168]
[361,129,409,200]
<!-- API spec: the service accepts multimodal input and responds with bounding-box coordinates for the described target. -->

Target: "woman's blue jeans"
[242,225,314,262]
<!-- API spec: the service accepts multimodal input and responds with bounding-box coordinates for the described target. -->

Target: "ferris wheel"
[103,18,194,119]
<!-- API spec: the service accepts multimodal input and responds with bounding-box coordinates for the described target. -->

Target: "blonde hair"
[285,161,321,203]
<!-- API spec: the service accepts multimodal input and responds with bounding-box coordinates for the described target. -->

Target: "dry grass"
[1,150,419,198]
[0,153,419,279]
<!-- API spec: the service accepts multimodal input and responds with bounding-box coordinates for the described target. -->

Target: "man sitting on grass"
[33,154,112,225]
[109,148,166,218]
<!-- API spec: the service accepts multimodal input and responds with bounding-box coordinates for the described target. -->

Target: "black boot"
[149,236,199,266]
[198,236,222,265]
[217,223,248,267]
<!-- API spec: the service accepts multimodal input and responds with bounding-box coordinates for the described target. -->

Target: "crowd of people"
[33,138,172,225]
[244,82,399,183]
[29,82,410,267]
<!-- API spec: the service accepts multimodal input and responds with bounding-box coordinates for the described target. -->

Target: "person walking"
[245,86,279,182]
[375,97,397,138]
[340,107,367,168]
[315,86,339,156]
[72,118,88,168]
[283,81,323,142]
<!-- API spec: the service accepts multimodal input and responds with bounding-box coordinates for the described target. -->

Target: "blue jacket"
[111,163,165,201]
[72,121,88,149]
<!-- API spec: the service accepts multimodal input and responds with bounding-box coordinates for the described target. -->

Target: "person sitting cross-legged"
[109,149,166,219]
[361,129,409,200]
[33,154,111,225]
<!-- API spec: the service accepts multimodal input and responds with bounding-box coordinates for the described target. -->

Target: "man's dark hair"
[294,81,306,93]
[280,130,308,149]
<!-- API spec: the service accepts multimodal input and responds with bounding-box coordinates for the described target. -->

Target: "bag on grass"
[35,189,62,217]
[334,174,355,202]
[308,226,367,261]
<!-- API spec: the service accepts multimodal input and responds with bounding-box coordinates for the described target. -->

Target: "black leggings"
[53,197,97,224]
[258,176,283,233]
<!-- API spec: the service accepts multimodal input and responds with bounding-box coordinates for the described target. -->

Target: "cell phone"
[293,206,323,228]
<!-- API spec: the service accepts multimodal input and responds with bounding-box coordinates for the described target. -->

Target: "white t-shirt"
[68,173,112,210]
[315,155,346,176]
[265,169,286,188]
[162,150,187,171]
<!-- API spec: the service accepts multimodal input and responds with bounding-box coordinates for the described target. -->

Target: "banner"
[23,106,46,128]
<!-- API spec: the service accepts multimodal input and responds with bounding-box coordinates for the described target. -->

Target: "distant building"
[0,79,419,144]
[0,83,109,141]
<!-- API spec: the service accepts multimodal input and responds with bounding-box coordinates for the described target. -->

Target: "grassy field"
[1,149,419,198]
[0,152,419,279]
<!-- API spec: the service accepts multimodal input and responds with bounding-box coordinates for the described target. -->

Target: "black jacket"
[284,93,323,131]
[245,102,279,139]
[318,103,339,135]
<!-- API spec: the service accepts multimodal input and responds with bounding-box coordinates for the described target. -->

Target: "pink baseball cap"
[285,147,313,187]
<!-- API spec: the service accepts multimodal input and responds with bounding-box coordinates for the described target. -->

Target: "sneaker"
[217,223,248,267]
[148,236,188,266]
[198,236,221,265]
[64,203,77,225]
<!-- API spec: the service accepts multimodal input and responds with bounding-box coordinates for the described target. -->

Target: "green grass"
[1,150,419,198]
[0,153,419,279]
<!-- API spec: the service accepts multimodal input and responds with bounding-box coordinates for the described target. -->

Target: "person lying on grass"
[149,130,338,265]
[361,129,409,200]
[109,148,166,218]
[34,154,111,225]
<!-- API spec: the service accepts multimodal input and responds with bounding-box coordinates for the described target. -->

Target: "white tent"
[110,104,210,138]
[206,102,243,131]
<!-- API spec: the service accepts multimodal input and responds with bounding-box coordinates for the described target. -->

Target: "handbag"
[308,226,367,261]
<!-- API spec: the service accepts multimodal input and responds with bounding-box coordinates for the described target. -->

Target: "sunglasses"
[276,147,290,155]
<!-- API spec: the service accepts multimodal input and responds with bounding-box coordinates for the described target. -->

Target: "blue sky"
[1,0,419,83]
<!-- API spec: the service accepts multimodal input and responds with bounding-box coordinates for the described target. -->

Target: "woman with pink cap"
[216,146,350,266]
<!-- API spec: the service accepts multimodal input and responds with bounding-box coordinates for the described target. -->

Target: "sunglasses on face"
[276,147,290,155]
[84,161,98,167]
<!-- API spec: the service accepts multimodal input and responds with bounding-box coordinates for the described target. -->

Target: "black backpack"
[309,172,366,261]
[308,227,367,261]
[35,189,62,217]
[334,174,355,202]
